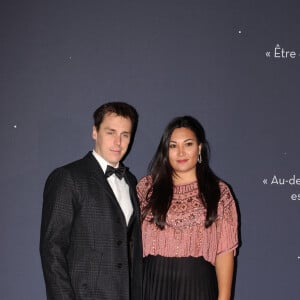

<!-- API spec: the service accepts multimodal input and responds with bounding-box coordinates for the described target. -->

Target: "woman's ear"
[198,144,202,155]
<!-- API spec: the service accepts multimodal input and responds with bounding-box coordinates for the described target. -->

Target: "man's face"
[92,113,132,166]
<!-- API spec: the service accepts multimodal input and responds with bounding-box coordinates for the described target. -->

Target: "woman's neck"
[172,173,197,185]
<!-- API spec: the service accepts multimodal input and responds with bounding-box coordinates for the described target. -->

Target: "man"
[40,102,142,300]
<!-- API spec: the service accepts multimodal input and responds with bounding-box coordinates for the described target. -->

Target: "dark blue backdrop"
[1,1,299,299]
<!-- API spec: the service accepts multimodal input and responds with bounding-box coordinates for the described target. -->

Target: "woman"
[137,116,239,300]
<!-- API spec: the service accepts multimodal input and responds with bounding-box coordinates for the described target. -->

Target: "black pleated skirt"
[143,255,218,300]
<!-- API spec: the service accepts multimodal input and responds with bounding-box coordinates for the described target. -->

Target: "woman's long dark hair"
[143,116,220,229]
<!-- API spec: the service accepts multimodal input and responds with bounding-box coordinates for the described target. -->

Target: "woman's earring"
[198,153,202,164]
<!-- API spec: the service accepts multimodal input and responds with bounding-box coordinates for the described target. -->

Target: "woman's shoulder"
[137,175,152,186]
[218,180,230,192]
[137,175,152,193]
[218,180,235,206]
[136,175,153,203]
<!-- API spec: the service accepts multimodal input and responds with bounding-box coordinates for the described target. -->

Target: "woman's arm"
[215,250,235,300]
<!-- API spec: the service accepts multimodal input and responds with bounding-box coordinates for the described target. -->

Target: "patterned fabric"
[137,175,238,266]
[40,152,143,300]
[92,151,133,224]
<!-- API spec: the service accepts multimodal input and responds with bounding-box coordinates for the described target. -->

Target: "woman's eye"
[186,142,193,146]
[169,144,176,149]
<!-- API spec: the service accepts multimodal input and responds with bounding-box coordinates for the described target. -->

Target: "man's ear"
[92,126,97,140]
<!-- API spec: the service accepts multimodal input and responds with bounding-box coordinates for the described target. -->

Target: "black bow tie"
[105,165,126,179]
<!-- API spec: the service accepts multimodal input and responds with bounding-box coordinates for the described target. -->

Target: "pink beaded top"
[137,176,239,266]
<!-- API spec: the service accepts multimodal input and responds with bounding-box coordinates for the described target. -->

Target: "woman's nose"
[177,146,185,156]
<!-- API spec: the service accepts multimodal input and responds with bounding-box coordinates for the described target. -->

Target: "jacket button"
[117,263,123,268]
[117,240,122,246]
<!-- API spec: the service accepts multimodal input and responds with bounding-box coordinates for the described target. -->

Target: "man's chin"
[108,155,124,165]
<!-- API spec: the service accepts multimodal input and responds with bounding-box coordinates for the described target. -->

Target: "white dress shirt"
[92,150,133,225]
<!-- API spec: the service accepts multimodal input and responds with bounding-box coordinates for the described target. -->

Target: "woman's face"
[168,127,201,179]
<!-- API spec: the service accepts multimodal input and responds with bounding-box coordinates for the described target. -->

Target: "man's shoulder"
[44,152,103,195]
[49,152,96,177]
[63,152,92,169]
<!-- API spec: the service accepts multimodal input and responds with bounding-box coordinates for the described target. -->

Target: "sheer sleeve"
[136,175,152,211]
[216,182,239,256]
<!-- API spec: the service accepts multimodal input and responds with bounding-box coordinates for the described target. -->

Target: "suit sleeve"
[40,167,76,299]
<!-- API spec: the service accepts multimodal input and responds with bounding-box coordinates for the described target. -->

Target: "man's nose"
[114,135,121,145]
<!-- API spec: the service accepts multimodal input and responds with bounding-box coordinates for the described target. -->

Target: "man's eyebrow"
[103,127,115,131]
[121,130,131,135]
[104,127,131,134]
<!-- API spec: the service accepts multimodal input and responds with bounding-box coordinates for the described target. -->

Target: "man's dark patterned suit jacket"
[40,152,143,300]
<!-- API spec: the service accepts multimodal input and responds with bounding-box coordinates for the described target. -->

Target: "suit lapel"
[124,172,140,228]
[85,152,126,221]
[86,152,139,227]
